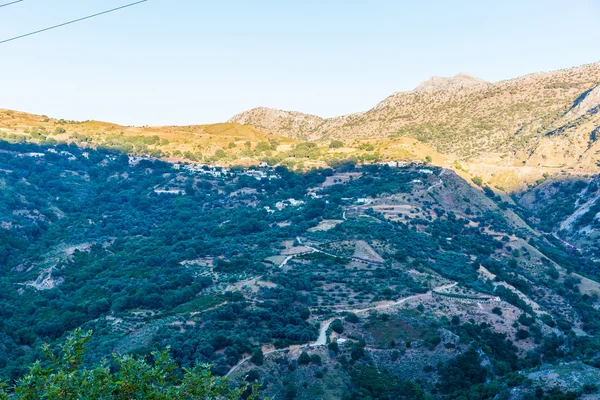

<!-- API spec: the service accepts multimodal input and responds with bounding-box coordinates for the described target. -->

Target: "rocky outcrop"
[229,107,325,140]
[412,72,490,93]
[569,84,600,119]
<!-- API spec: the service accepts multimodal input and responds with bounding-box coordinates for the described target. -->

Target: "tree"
[250,348,264,366]
[297,351,311,365]
[1,329,259,400]
[329,140,344,149]
[516,329,530,340]
[330,319,344,334]
[255,142,271,152]
[328,341,339,354]
[583,384,599,394]
[345,313,359,323]
[472,176,483,187]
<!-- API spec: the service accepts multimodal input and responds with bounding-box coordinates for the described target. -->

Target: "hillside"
[3,62,600,192]
[2,61,600,399]
[2,140,600,398]
[230,62,600,171]
[0,108,446,173]
[0,108,300,165]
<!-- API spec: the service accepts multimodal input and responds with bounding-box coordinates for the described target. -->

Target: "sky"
[0,0,599,126]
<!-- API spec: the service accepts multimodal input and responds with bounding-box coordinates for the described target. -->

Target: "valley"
[1,134,600,398]
[1,61,600,399]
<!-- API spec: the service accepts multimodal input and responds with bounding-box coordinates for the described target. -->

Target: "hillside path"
[225,281,457,377]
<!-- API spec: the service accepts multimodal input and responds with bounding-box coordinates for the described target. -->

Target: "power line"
[0,0,23,8]
[0,0,147,45]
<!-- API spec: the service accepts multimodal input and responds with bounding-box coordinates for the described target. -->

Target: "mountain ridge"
[230,62,600,164]
[2,61,600,192]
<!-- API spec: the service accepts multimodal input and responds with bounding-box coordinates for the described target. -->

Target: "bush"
[250,348,264,366]
[472,176,483,187]
[328,341,340,354]
[0,329,258,399]
[583,384,599,394]
[516,329,530,340]
[541,314,556,327]
[345,313,359,323]
[298,351,311,365]
[557,319,572,331]
[329,140,344,149]
[330,319,344,334]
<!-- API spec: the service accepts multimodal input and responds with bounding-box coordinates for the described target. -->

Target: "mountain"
[0,107,443,176]
[3,62,600,399]
[231,62,600,168]
[228,107,326,140]
[412,72,490,93]
[4,63,600,191]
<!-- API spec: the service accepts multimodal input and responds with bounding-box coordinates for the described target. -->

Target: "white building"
[275,198,305,210]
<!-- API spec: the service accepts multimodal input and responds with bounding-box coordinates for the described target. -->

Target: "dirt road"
[225,281,457,377]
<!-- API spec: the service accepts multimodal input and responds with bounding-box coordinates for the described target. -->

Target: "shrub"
[516,329,530,340]
[310,354,322,365]
[0,329,258,399]
[583,384,599,394]
[330,319,344,334]
[345,313,359,323]
[329,140,344,148]
[298,351,311,365]
[328,341,340,354]
[251,348,264,366]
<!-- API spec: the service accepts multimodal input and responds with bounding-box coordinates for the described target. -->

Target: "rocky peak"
[229,107,324,139]
[413,72,490,93]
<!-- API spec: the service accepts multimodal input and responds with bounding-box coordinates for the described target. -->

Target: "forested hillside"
[2,139,600,398]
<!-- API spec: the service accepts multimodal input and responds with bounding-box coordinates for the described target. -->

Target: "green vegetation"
[1,139,600,398]
[329,140,344,148]
[0,329,257,400]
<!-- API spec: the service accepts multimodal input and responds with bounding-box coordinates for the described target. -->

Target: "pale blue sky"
[0,0,599,126]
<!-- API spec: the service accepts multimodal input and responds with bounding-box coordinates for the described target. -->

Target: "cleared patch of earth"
[353,240,385,263]
[308,219,344,232]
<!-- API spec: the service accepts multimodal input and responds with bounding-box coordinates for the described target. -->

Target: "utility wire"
[0,0,23,8]
[0,0,147,45]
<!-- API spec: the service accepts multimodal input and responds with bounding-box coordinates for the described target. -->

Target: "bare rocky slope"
[230,62,600,168]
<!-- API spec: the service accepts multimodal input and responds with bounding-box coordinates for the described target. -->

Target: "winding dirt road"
[225,281,457,377]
